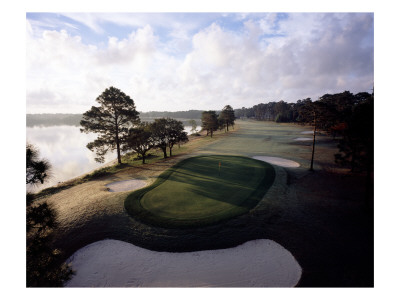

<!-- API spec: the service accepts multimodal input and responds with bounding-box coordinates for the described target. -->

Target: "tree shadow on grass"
[126,155,276,227]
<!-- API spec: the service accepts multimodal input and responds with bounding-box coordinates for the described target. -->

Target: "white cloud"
[26,13,374,113]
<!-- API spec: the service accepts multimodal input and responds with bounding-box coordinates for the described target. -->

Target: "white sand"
[294,137,313,141]
[65,239,302,287]
[105,179,147,192]
[252,156,300,168]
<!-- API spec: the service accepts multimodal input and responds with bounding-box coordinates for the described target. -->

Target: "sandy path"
[252,156,300,168]
[65,239,302,287]
[106,179,147,192]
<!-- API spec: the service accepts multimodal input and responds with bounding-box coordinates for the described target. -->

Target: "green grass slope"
[124,155,275,228]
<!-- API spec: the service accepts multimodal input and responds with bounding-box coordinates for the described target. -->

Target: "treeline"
[26,113,83,127]
[140,110,203,120]
[235,90,373,176]
[80,87,193,165]
[26,111,203,127]
[201,105,235,137]
[234,91,372,123]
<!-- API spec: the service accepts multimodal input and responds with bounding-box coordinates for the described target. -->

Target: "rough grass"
[124,155,275,228]
[41,120,373,287]
[34,127,235,200]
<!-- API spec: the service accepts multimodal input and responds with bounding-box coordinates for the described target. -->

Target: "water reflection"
[26,126,115,193]
[184,126,201,134]
[26,125,201,193]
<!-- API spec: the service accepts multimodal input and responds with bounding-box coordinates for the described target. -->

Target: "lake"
[26,125,200,192]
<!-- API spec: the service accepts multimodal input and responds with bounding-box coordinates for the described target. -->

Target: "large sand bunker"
[252,156,300,168]
[65,239,302,287]
[106,179,147,192]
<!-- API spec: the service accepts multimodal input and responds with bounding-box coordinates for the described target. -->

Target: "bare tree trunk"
[115,127,121,164]
[162,147,168,158]
[310,111,316,171]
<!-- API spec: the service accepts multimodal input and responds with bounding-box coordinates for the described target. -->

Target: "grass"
[34,127,237,200]
[42,120,373,287]
[124,155,275,228]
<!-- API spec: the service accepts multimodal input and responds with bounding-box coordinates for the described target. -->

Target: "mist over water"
[26,125,201,193]
[26,126,115,192]
[184,125,201,134]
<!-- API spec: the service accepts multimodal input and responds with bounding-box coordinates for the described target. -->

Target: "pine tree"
[219,105,235,131]
[201,111,219,137]
[80,86,140,164]
[26,143,73,287]
[124,123,154,164]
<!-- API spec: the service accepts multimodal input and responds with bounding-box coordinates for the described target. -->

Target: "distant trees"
[146,118,188,159]
[165,118,189,156]
[188,119,198,134]
[335,93,374,173]
[80,86,140,164]
[235,106,254,119]
[26,143,73,287]
[148,118,170,159]
[219,105,235,131]
[139,110,203,120]
[298,99,334,171]
[334,92,374,206]
[201,111,219,137]
[124,123,154,164]
[26,114,83,127]
[201,105,235,136]
[235,91,372,127]
[294,91,373,175]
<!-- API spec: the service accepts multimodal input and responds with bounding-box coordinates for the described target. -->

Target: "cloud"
[97,25,158,65]
[26,13,374,113]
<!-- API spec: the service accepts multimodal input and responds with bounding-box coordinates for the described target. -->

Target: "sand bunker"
[252,156,300,168]
[65,239,302,287]
[294,137,313,141]
[105,179,147,192]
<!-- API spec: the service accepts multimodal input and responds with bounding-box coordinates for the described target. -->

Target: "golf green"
[124,155,275,228]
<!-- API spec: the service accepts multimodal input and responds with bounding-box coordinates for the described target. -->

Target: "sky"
[26,12,374,114]
[5,1,400,297]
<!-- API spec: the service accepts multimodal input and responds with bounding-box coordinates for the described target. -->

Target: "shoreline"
[33,128,212,195]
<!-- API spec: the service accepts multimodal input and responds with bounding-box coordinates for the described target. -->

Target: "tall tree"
[26,143,73,287]
[149,118,189,158]
[335,94,374,173]
[219,105,235,131]
[201,111,219,137]
[124,123,154,164]
[166,118,188,156]
[149,118,170,158]
[298,99,335,171]
[334,93,373,206]
[80,86,140,164]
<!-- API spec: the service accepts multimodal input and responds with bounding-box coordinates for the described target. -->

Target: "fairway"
[124,155,275,228]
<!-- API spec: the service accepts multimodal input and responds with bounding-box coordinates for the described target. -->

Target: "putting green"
[124,155,275,228]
